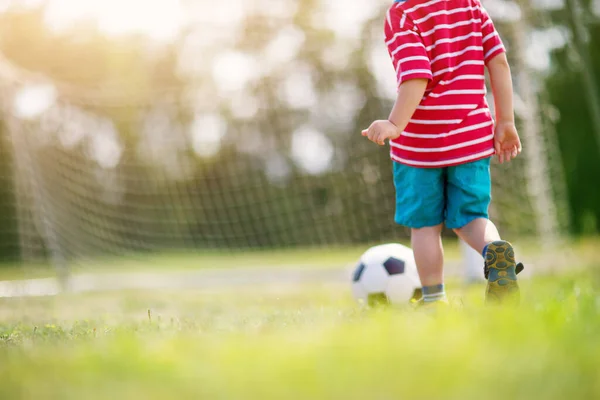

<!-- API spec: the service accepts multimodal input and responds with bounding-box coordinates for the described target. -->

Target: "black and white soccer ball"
[352,243,422,306]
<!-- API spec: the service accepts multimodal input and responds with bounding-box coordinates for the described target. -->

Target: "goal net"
[0,0,569,280]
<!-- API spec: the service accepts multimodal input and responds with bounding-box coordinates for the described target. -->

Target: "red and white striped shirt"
[385,0,505,167]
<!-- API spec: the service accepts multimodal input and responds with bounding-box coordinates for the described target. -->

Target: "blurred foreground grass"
[1,264,600,399]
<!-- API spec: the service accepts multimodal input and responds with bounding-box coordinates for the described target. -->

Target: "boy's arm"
[363,10,431,145]
[389,79,429,132]
[363,79,428,145]
[480,3,522,163]
[487,53,521,163]
[487,51,522,163]
[487,53,514,126]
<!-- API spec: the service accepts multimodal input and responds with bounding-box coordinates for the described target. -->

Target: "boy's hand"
[361,120,401,146]
[494,121,522,163]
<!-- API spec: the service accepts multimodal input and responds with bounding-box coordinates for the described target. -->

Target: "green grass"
[0,246,371,281]
[0,241,447,281]
[1,265,600,399]
[1,235,596,281]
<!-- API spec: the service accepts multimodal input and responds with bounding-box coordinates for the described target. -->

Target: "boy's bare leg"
[411,224,447,304]
[453,218,500,255]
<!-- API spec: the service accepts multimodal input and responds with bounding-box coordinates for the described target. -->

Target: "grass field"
[0,272,599,398]
[0,245,386,281]
[0,238,599,399]
[1,236,595,281]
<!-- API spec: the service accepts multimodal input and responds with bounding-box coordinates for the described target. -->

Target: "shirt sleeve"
[479,5,506,64]
[385,11,432,88]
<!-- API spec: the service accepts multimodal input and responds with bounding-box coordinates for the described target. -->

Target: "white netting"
[0,0,569,275]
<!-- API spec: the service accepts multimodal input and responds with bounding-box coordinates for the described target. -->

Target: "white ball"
[351,243,422,306]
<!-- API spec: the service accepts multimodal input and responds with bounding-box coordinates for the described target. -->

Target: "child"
[362,0,524,306]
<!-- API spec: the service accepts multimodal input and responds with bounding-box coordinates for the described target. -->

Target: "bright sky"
[43,0,184,41]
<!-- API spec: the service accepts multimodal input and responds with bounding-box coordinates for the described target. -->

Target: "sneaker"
[483,241,523,305]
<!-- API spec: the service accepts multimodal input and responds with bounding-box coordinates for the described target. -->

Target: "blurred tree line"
[0,0,597,263]
[546,0,600,235]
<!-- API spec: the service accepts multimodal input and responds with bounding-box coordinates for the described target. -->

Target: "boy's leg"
[454,218,520,303]
[412,224,447,303]
[446,158,520,305]
[454,217,501,255]
[460,238,486,283]
[393,162,447,305]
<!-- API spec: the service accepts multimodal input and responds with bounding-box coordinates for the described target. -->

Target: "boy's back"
[385,0,505,167]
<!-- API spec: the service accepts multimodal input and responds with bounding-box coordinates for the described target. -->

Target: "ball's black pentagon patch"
[367,292,390,307]
[352,263,366,282]
[383,257,405,275]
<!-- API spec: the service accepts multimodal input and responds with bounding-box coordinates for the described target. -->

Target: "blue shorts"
[393,158,491,229]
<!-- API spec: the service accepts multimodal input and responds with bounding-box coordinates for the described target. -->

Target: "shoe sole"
[485,241,520,305]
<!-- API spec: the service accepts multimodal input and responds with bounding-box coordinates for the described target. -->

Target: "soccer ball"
[352,243,422,306]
